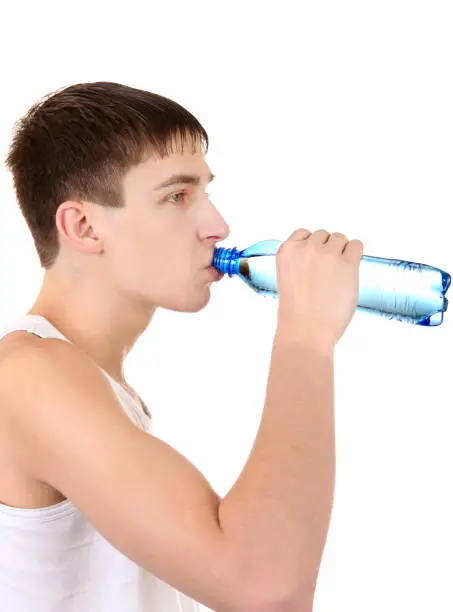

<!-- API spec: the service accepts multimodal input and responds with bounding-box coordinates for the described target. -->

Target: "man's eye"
[166,191,210,204]
[167,191,189,204]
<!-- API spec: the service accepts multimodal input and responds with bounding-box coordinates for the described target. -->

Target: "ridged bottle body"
[212,240,451,327]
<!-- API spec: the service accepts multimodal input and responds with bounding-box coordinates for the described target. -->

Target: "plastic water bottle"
[212,239,451,327]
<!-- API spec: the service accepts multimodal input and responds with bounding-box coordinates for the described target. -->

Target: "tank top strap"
[0,313,73,344]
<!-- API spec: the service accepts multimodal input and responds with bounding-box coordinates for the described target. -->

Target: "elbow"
[217,536,315,612]
[235,578,315,612]
[238,596,313,612]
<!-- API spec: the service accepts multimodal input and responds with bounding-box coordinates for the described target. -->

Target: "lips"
[207,266,223,280]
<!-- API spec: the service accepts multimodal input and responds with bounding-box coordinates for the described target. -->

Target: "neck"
[27,266,157,384]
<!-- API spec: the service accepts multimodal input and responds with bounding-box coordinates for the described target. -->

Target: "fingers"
[282,227,364,264]
[286,228,313,242]
[343,239,365,265]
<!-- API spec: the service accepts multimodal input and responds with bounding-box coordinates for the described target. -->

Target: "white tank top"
[0,314,200,612]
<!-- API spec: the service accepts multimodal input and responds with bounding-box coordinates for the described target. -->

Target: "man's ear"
[55,200,104,255]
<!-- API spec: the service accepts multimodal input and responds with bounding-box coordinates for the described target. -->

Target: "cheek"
[104,228,147,285]
[104,214,192,292]
[108,232,176,293]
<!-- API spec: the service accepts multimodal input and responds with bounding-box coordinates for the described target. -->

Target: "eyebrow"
[153,172,215,191]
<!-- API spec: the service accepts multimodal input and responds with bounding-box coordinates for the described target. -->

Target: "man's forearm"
[218,327,336,606]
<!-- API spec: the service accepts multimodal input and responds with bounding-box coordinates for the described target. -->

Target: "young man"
[0,81,364,612]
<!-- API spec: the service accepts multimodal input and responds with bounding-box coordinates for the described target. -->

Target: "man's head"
[4,82,230,314]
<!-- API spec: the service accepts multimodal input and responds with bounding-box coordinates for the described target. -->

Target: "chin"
[165,286,212,313]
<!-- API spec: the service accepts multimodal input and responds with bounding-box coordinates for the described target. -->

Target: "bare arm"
[0,338,280,612]
[0,327,335,611]
[218,326,336,609]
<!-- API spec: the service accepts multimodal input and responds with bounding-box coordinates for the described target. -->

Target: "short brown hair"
[4,81,209,269]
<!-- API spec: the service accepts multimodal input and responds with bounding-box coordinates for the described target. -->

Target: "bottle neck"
[212,247,241,275]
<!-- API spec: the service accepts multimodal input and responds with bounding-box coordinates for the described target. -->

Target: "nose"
[218,221,230,242]
[205,217,231,244]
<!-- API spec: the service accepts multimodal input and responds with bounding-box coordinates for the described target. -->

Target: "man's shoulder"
[0,330,72,360]
[0,333,102,497]
[0,330,92,363]
[0,330,41,363]
[0,333,105,408]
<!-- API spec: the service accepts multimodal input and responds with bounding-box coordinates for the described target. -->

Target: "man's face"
[98,144,231,313]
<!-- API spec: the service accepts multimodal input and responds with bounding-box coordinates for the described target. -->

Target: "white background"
[0,1,452,610]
